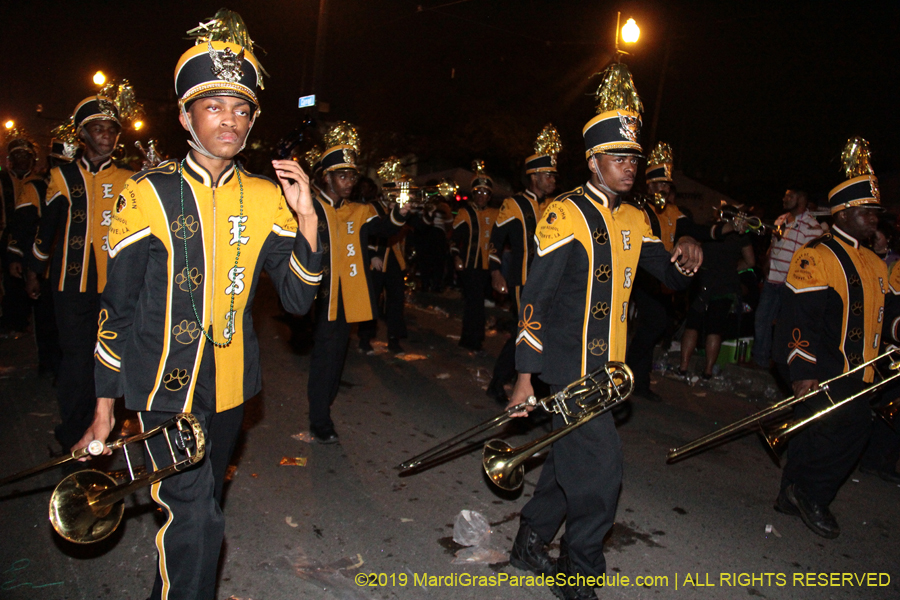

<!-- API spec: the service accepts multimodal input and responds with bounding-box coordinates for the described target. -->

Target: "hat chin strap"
[180,103,258,161]
[590,154,618,198]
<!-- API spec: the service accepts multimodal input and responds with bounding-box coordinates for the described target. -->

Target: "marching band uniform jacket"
[366,199,408,272]
[5,177,47,265]
[313,191,406,323]
[488,189,550,288]
[516,182,694,386]
[29,157,133,292]
[451,203,498,270]
[94,155,323,414]
[775,226,900,384]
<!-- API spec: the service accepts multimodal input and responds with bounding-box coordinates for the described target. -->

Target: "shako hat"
[525,124,562,175]
[583,62,644,158]
[175,9,266,112]
[645,142,673,183]
[49,117,79,161]
[828,137,881,214]
[320,122,360,173]
[471,160,493,191]
[377,156,410,186]
[5,126,37,156]
[73,96,120,134]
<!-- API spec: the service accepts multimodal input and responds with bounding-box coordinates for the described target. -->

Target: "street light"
[133,120,144,131]
[4,120,13,130]
[614,12,640,56]
[93,71,106,86]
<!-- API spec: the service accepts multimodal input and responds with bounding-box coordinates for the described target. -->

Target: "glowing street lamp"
[614,12,640,56]
[93,71,107,86]
[133,120,144,131]
[4,120,14,130]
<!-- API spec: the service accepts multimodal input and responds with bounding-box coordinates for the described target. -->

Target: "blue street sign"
[298,95,316,108]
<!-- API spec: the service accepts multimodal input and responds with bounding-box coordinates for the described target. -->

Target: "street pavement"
[0,278,897,600]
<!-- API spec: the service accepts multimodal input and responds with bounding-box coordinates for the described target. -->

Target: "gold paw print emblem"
[70,185,85,197]
[322,242,329,253]
[591,301,610,320]
[588,338,608,356]
[69,236,85,249]
[594,264,612,283]
[851,301,863,316]
[163,368,190,391]
[849,274,861,287]
[175,267,203,292]
[172,320,201,345]
[847,352,863,366]
[67,262,82,276]
[318,222,327,232]
[72,209,87,223]
[592,228,608,245]
[848,328,863,342]
[322,266,331,277]
[170,215,199,240]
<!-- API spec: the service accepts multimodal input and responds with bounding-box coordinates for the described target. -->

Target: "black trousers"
[778,373,872,506]
[625,284,670,393]
[860,382,900,472]
[520,406,622,578]
[359,258,407,342]
[142,354,244,600]
[34,277,61,375]
[490,289,520,387]
[308,296,351,430]
[1,270,30,331]
[459,268,489,348]
[53,289,101,449]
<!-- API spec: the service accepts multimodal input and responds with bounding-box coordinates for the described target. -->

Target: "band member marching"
[74,10,323,599]
[505,63,702,600]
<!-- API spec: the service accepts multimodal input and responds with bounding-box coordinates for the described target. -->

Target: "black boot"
[551,539,598,600]
[509,522,554,575]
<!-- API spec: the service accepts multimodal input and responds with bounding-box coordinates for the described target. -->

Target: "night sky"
[2,0,898,217]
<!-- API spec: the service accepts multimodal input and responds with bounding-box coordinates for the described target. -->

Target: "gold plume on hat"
[840,136,874,179]
[50,116,79,156]
[186,8,269,88]
[377,157,405,183]
[472,160,487,176]
[648,142,673,166]
[592,62,643,115]
[534,124,562,158]
[324,122,360,153]
[4,125,34,150]
[303,146,322,169]
[98,79,145,125]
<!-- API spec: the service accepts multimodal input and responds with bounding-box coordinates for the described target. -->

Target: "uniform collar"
[320,188,342,208]
[584,181,612,209]
[80,156,113,174]
[831,225,861,249]
[524,189,538,203]
[183,153,236,189]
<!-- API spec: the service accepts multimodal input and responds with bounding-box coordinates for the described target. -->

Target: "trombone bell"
[50,470,124,544]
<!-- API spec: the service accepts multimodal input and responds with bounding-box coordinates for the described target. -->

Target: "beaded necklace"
[179,159,244,348]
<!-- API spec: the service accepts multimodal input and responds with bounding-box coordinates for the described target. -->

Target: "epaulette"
[132,160,178,183]
[237,163,277,186]
[805,232,831,249]
[554,188,582,203]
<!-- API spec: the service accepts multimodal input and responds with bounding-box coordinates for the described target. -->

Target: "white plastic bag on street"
[450,510,507,564]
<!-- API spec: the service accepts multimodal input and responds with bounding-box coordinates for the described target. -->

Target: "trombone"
[398,362,634,491]
[717,204,782,237]
[1,413,205,543]
[667,349,900,462]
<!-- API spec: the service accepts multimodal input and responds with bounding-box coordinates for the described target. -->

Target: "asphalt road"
[0,278,897,600]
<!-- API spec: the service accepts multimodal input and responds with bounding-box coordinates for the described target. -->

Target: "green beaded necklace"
[179,159,244,348]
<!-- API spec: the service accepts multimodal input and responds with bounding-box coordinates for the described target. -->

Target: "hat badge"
[98,97,117,118]
[617,112,641,143]
[871,177,881,202]
[208,41,244,83]
[342,147,357,166]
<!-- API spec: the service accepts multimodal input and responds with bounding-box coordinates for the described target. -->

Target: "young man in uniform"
[75,12,323,599]
[486,125,560,403]
[307,125,408,443]
[25,97,134,449]
[505,64,701,600]
[773,137,898,539]
[452,161,498,351]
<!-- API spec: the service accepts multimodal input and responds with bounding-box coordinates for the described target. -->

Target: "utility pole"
[312,0,330,115]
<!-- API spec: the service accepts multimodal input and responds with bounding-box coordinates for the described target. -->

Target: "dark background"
[1,0,898,215]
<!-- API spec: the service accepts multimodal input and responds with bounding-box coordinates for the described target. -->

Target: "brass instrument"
[398,362,634,491]
[717,204,782,236]
[135,140,163,168]
[667,349,900,462]
[633,191,666,211]
[1,413,205,544]
[383,178,458,210]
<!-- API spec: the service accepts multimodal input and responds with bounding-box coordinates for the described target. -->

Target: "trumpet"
[383,178,458,209]
[717,204,782,236]
[398,362,634,491]
[0,413,205,543]
[667,349,900,462]
[633,191,667,211]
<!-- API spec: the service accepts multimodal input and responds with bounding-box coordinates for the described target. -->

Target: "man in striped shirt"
[752,189,822,368]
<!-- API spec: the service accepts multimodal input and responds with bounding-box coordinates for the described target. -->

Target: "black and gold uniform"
[508,64,699,600]
[452,164,498,350]
[488,189,550,301]
[27,98,134,448]
[772,137,900,539]
[307,136,406,439]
